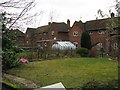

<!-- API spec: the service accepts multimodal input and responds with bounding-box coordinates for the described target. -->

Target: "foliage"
[17,52,38,60]
[76,48,88,57]
[99,48,105,57]
[2,12,21,72]
[8,58,118,88]
[81,31,92,50]
[79,79,118,90]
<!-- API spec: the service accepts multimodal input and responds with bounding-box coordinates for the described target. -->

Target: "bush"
[2,47,21,72]
[17,52,38,61]
[79,79,118,90]
[76,48,88,57]
[2,13,22,72]
[81,31,92,50]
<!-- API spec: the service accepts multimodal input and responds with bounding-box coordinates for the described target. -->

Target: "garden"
[7,57,118,88]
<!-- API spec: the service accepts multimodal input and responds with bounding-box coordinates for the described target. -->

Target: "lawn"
[8,58,118,88]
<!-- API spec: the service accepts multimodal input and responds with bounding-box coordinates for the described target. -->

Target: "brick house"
[9,29,26,48]
[69,20,85,48]
[69,17,119,57]
[25,21,69,50]
[12,16,119,57]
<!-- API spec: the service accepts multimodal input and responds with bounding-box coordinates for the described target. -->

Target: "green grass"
[8,58,118,88]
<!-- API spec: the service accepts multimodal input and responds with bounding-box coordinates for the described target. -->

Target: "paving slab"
[3,73,39,88]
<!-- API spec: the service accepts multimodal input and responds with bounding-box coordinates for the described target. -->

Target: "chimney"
[111,12,115,18]
[67,19,70,28]
[48,22,51,25]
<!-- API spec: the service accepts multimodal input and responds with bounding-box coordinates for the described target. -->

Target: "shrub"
[17,52,38,61]
[2,13,21,72]
[2,47,21,72]
[76,48,88,57]
[79,79,118,90]
[81,31,92,50]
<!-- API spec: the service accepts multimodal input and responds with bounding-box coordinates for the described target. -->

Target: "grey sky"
[1,0,118,32]
[28,0,116,28]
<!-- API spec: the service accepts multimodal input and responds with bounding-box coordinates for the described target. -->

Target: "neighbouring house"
[8,29,26,48]
[25,21,70,50]
[13,15,119,57]
[25,28,37,50]
[69,20,85,48]
[69,15,119,57]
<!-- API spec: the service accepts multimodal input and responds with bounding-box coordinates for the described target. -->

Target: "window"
[98,31,105,34]
[73,31,78,36]
[43,32,46,35]
[97,43,103,48]
[26,41,28,44]
[89,31,93,35]
[44,42,47,47]
[113,43,118,49]
[54,37,56,40]
[39,33,42,35]
[52,31,54,35]
[73,42,78,48]
[27,34,29,37]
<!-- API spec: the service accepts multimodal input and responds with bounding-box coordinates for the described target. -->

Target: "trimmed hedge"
[76,48,88,57]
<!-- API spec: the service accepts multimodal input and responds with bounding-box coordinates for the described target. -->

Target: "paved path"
[3,73,39,88]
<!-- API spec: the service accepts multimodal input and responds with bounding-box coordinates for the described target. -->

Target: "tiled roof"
[26,22,69,34]
[9,29,25,36]
[51,22,69,32]
[85,17,120,31]
[26,28,36,34]
[35,25,51,33]
[76,20,85,31]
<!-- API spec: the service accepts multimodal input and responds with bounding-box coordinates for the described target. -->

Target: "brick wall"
[69,22,83,48]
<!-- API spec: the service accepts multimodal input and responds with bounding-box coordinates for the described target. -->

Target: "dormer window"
[73,31,78,36]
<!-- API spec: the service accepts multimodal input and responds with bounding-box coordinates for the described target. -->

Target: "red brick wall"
[69,22,83,48]
[90,31,108,51]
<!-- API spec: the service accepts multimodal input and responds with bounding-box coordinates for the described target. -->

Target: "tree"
[0,0,39,72]
[97,0,120,88]
[97,1,120,57]
[0,0,43,31]
[81,31,92,50]
[1,12,21,72]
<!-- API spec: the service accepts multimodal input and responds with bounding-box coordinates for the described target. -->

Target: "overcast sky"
[28,0,117,28]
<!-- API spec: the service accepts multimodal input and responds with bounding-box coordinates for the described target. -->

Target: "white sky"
[28,0,117,28]
[1,0,118,32]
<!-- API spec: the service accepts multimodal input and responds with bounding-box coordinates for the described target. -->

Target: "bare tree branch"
[8,0,35,29]
[0,0,40,31]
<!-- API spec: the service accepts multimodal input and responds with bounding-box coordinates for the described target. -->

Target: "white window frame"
[97,42,103,48]
[98,31,105,34]
[73,31,78,36]
[52,31,54,35]
[113,43,118,49]
[73,42,78,48]
[89,31,93,35]
[27,34,29,37]
[43,32,46,35]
